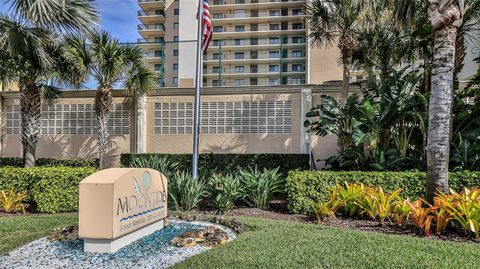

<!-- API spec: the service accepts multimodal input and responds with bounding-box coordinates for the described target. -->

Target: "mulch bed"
[192,196,479,244]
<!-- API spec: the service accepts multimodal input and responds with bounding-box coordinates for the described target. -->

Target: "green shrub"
[0,157,98,168]
[121,153,309,178]
[169,172,207,211]
[0,167,96,213]
[122,154,179,179]
[208,174,243,212]
[240,167,283,209]
[286,171,480,214]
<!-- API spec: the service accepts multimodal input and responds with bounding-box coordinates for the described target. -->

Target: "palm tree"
[305,0,363,102]
[0,0,98,167]
[392,0,479,203]
[64,32,157,169]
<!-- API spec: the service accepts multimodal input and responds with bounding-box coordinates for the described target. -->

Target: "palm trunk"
[341,57,351,103]
[95,87,113,170]
[426,26,457,203]
[20,82,41,168]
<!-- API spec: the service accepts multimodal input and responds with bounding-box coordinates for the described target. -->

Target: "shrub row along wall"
[0,167,96,213]
[286,171,480,214]
[121,153,310,177]
[0,157,99,168]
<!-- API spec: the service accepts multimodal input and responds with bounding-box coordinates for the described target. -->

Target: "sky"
[0,0,140,43]
[0,0,141,88]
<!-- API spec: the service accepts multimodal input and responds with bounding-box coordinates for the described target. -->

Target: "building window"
[292,64,304,72]
[292,36,305,43]
[173,36,179,42]
[235,39,246,45]
[213,40,224,46]
[235,52,245,59]
[292,23,303,30]
[234,79,245,86]
[268,51,280,58]
[173,63,178,70]
[268,78,280,85]
[250,23,258,31]
[174,9,179,15]
[292,9,303,15]
[269,65,279,72]
[269,37,280,44]
[292,50,303,58]
[212,80,222,86]
[291,78,303,84]
[213,13,223,19]
[173,77,178,85]
[269,24,280,30]
[154,50,162,57]
[233,10,246,18]
[213,53,221,60]
[173,49,179,56]
[269,10,280,16]
[234,66,245,73]
[155,37,164,43]
[213,26,223,33]
[154,64,162,71]
[213,66,221,73]
[174,22,179,29]
[235,25,245,32]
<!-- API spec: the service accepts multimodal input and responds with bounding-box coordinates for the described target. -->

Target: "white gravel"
[0,220,236,269]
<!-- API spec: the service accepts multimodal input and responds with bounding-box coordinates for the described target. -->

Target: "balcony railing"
[138,24,165,31]
[211,0,305,5]
[138,10,165,17]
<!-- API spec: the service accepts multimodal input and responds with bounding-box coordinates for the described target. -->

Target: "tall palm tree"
[0,0,98,167]
[64,32,157,169]
[392,0,478,203]
[305,0,363,102]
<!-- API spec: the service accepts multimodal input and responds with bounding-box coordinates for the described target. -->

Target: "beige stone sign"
[79,168,167,253]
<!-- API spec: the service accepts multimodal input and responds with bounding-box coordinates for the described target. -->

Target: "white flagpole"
[192,0,204,180]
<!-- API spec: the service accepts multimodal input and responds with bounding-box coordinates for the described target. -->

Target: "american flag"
[198,0,212,52]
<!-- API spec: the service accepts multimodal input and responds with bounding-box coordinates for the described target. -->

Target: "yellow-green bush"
[286,171,480,214]
[0,167,96,213]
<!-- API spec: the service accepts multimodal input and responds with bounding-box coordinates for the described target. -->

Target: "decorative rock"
[48,225,79,242]
[171,226,230,248]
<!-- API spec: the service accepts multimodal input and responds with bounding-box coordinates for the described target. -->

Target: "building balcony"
[209,39,306,51]
[203,56,306,64]
[203,68,306,77]
[212,28,306,38]
[138,0,165,9]
[210,0,306,10]
[212,14,303,24]
[138,10,166,24]
[138,24,165,38]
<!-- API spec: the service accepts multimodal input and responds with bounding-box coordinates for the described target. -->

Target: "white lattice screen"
[6,103,130,135]
[154,101,292,135]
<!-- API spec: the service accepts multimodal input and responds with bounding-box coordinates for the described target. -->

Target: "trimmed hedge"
[0,157,99,168]
[0,167,96,213]
[121,153,309,177]
[286,171,480,214]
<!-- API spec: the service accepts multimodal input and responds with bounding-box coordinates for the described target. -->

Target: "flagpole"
[192,0,204,180]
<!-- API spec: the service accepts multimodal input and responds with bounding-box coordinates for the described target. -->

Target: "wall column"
[134,94,147,154]
[300,88,312,155]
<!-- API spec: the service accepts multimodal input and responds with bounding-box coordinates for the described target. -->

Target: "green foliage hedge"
[286,171,480,214]
[0,157,98,168]
[0,167,96,213]
[121,153,309,178]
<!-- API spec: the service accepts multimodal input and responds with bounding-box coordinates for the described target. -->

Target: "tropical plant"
[207,174,243,212]
[123,154,179,179]
[239,167,283,209]
[168,171,207,211]
[305,0,364,101]
[436,188,480,239]
[332,182,366,216]
[432,208,453,236]
[313,196,343,221]
[357,187,402,224]
[63,32,157,169]
[407,199,435,237]
[392,199,412,226]
[0,0,98,167]
[305,95,360,152]
[0,189,28,214]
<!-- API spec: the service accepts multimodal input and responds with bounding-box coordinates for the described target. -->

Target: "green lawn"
[2,214,480,268]
[0,214,77,254]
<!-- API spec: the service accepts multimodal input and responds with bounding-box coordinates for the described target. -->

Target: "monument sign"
[79,168,168,253]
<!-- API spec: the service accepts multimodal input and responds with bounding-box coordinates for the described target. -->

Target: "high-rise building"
[137,0,343,88]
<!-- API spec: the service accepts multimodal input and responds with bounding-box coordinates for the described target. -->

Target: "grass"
[1,214,480,268]
[0,214,77,254]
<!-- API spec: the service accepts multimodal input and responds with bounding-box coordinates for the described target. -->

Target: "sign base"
[84,220,164,253]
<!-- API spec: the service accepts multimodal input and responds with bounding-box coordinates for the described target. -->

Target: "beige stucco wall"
[307,46,343,84]
[0,85,353,168]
